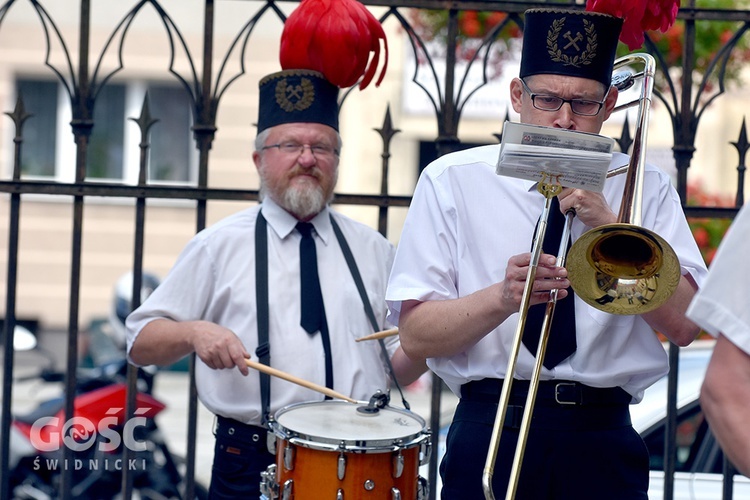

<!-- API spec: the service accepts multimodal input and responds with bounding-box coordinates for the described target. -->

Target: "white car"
[631,340,750,499]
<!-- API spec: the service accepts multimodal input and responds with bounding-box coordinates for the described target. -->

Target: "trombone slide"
[482,206,575,500]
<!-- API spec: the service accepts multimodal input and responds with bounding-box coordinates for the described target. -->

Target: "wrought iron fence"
[0,0,747,499]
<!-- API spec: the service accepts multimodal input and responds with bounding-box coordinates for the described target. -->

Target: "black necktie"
[521,196,577,369]
[296,222,334,391]
[297,222,324,334]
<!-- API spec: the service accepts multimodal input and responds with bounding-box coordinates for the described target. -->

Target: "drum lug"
[420,434,432,466]
[392,451,404,478]
[336,489,344,500]
[283,442,295,471]
[337,452,347,480]
[281,479,293,500]
[259,464,278,499]
[391,487,402,500]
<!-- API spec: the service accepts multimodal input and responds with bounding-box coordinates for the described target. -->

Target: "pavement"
[5,341,458,492]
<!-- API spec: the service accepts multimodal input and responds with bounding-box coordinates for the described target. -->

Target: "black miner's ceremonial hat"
[520,9,623,87]
[257,69,339,133]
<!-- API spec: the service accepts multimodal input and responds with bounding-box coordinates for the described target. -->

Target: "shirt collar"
[260,198,332,245]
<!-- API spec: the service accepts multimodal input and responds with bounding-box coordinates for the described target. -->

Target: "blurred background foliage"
[686,183,736,265]
[408,0,750,91]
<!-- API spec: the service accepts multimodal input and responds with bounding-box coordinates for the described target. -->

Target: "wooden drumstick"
[355,327,399,342]
[245,359,357,403]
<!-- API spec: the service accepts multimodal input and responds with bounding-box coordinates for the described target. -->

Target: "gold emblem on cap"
[547,17,598,67]
[275,77,315,112]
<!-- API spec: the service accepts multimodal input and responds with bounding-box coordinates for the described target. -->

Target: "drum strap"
[329,215,410,411]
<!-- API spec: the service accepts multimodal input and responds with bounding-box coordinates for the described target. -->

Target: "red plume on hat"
[586,0,680,50]
[279,0,389,90]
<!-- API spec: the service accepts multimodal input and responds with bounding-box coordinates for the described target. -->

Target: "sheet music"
[496,121,614,192]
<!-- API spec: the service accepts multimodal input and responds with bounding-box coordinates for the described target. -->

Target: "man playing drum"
[125,1,426,497]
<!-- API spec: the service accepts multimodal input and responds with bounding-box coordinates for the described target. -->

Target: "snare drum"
[260,400,430,499]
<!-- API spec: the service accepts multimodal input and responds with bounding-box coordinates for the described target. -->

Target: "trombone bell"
[567,223,681,315]
[589,225,662,279]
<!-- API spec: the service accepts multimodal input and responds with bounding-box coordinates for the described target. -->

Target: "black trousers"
[440,379,649,500]
[208,416,275,499]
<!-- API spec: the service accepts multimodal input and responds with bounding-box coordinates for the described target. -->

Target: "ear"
[252,150,262,171]
[510,78,524,114]
[602,85,619,120]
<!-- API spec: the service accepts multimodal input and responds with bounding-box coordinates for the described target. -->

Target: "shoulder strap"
[254,211,271,424]
[329,214,410,410]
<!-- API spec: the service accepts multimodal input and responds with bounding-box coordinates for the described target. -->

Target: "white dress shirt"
[386,146,707,402]
[127,198,397,425]
[687,203,750,353]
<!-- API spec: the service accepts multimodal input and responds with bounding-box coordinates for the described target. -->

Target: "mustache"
[289,167,321,181]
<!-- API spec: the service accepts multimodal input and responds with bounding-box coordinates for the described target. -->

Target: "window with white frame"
[15,77,195,184]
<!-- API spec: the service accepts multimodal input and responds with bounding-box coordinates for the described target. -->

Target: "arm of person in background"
[129,318,251,375]
[687,204,750,475]
[700,334,750,477]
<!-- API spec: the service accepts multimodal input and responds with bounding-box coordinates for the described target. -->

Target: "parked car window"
[640,400,712,472]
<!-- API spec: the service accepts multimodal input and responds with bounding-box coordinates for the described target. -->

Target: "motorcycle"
[7,325,209,499]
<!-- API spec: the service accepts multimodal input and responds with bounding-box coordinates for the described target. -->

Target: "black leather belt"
[461,378,632,407]
[459,379,632,430]
[214,416,269,450]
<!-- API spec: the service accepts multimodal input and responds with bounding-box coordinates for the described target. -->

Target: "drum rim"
[269,400,429,453]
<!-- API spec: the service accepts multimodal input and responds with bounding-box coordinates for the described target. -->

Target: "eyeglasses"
[520,79,608,117]
[261,142,339,159]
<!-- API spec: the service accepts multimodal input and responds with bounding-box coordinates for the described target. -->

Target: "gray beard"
[281,184,327,220]
[259,181,329,220]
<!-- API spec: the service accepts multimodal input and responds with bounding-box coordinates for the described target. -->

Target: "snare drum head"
[272,400,426,449]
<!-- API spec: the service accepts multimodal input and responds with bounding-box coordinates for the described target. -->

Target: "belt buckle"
[554,382,580,405]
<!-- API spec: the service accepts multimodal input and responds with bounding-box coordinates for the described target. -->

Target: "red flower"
[586,0,680,50]
[463,10,478,21]
[461,16,482,38]
[279,0,389,89]
[642,0,679,33]
[485,12,507,30]
[693,226,710,248]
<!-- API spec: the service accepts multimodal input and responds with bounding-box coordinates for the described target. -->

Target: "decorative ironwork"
[0,2,747,499]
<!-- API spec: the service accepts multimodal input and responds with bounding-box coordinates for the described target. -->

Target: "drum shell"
[269,400,429,499]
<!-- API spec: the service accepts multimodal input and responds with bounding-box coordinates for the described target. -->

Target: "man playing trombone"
[386,6,707,499]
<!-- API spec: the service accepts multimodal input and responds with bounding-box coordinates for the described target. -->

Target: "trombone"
[481,53,681,500]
